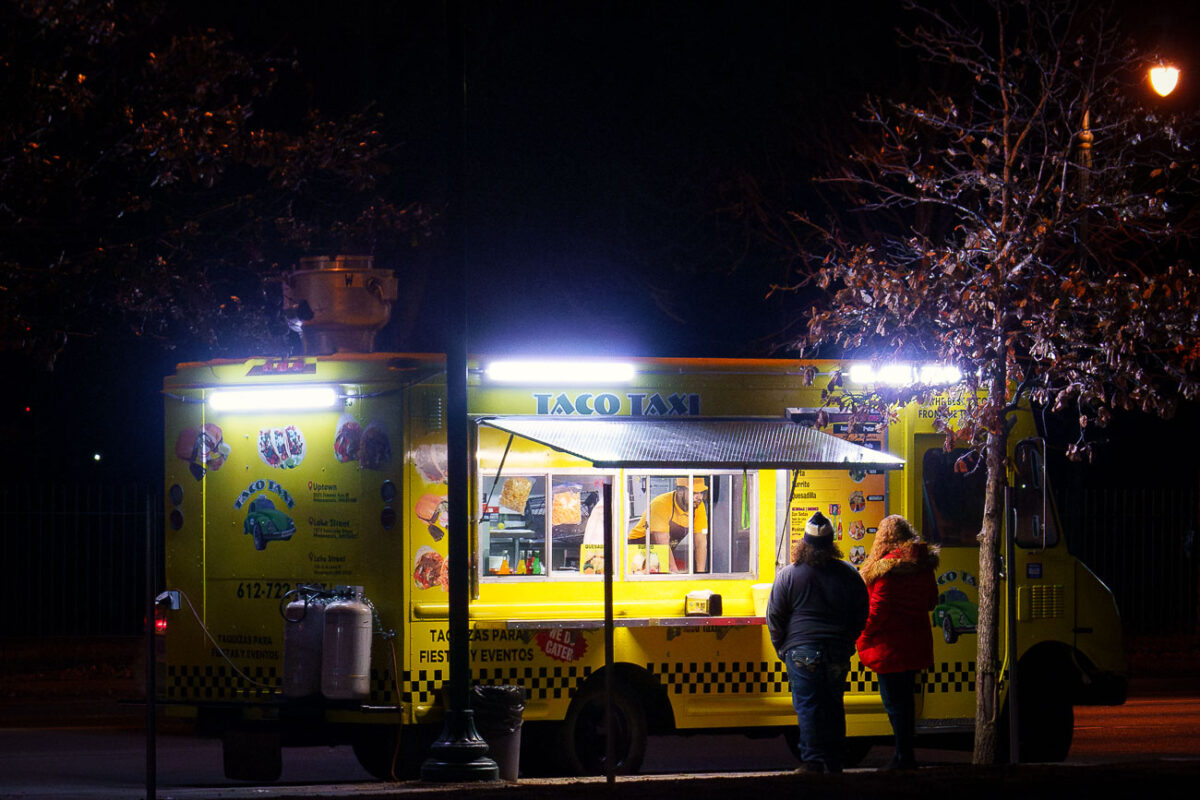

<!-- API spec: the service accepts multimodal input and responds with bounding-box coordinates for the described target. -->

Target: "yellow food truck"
[159,351,1127,779]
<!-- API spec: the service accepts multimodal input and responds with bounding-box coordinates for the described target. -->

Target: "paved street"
[1,677,1197,799]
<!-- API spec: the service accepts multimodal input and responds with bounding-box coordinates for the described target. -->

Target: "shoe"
[794,761,826,774]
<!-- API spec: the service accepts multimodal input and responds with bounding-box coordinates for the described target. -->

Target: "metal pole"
[421,0,497,780]
[1005,487,1020,763]
[603,482,615,784]
[144,492,157,800]
[1078,105,1092,268]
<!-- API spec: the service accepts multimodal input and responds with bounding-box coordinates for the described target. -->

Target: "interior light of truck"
[484,360,636,383]
[848,363,962,387]
[207,386,340,412]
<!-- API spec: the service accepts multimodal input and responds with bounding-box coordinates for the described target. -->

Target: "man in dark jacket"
[767,511,869,773]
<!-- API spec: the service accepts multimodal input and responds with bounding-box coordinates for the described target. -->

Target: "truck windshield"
[921,444,986,547]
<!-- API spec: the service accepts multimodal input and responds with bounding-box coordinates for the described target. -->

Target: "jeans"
[785,642,852,772]
[877,670,918,767]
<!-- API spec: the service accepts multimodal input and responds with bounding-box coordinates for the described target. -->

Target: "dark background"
[3,1,1199,608]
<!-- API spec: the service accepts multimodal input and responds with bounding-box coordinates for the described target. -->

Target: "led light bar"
[207,386,340,412]
[485,360,636,384]
[847,363,963,388]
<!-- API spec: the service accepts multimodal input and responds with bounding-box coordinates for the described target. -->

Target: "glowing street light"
[1149,64,1180,97]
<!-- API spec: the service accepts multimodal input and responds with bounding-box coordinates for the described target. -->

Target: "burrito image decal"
[360,420,392,470]
[413,546,448,591]
[333,415,363,463]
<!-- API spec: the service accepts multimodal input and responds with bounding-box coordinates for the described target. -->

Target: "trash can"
[471,684,525,781]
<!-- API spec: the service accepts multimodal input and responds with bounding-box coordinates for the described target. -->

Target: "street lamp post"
[1075,62,1179,268]
[1029,59,1184,765]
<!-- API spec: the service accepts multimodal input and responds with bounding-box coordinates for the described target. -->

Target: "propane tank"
[321,586,372,701]
[282,590,326,699]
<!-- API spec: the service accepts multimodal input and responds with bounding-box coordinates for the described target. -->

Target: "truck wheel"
[561,681,647,776]
[352,724,438,780]
[222,729,282,782]
[1000,688,1074,763]
[1021,690,1074,762]
[519,722,568,776]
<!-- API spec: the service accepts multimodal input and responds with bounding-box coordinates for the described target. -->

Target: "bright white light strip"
[847,363,962,388]
[208,386,340,412]
[485,360,636,384]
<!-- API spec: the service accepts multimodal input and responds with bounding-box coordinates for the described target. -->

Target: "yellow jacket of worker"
[628,477,709,572]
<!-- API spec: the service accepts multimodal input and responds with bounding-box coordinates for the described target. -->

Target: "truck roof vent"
[283,255,399,354]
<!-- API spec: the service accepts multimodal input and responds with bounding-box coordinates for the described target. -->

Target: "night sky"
[6,0,1200,486]
[189,1,930,357]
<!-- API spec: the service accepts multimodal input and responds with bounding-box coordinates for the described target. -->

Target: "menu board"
[789,418,887,566]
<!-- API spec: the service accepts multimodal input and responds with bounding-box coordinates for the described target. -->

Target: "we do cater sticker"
[535,629,588,663]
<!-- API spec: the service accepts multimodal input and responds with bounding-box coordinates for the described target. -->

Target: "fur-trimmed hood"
[859,540,940,586]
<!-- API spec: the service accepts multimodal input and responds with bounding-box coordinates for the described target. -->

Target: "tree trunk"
[973,370,1008,764]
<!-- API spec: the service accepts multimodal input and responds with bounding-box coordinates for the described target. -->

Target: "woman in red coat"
[856,514,939,770]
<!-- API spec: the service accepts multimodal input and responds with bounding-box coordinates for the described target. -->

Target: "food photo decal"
[258,425,306,469]
[413,546,449,591]
[334,415,392,470]
[175,424,231,480]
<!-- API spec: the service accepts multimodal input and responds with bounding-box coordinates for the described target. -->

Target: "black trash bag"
[471,684,525,737]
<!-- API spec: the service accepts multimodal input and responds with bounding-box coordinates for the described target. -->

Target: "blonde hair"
[858,514,918,575]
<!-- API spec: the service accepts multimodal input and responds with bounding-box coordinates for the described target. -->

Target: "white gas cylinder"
[321,587,372,700]
[282,594,326,698]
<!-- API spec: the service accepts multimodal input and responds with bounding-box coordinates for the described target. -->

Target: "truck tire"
[518,722,567,776]
[222,729,282,782]
[561,681,647,776]
[352,724,438,780]
[1001,688,1074,763]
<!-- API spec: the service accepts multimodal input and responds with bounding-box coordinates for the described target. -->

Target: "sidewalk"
[79,760,1200,800]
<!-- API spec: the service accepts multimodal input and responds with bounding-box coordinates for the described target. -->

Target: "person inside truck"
[627,477,709,573]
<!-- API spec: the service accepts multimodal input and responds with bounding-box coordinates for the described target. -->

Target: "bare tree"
[783,0,1200,762]
[0,1,434,366]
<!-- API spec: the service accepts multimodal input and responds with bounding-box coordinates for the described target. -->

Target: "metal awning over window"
[476,416,904,471]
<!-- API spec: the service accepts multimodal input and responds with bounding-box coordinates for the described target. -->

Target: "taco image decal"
[258,425,306,469]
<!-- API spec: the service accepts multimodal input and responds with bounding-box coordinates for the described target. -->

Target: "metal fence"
[0,484,159,637]
[1060,486,1199,635]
